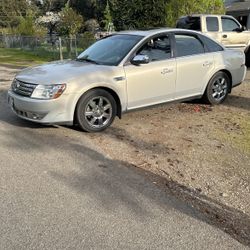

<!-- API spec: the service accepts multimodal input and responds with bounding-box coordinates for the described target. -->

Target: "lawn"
[0,43,93,67]
[0,48,56,67]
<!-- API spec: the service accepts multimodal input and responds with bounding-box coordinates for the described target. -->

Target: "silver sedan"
[8,29,246,132]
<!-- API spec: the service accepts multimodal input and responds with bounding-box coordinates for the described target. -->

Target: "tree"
[59,1,84,37]
[102,1,113,31]
[59,1,84,57]
[70,0,97,20]
[16,10,36,36]
[0,0,35,28]
[32,0,67,13]
[111,0,167,30]
[36,11,61,37]
[166,0,225,27]
[85,19,100,33]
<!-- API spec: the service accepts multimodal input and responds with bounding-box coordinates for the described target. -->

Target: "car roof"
[179,14,233,18]
[116,28,202,37]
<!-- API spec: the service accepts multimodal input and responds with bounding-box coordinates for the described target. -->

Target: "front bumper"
[8,90,75,125]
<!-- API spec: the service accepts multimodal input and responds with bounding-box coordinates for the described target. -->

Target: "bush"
[16,11,36,36]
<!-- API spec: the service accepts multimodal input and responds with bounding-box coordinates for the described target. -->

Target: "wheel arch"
[219,69,232,93]
[204,69,232,94]
[73,86,122,125]
[202,69,232,104]
[244,45,250,67]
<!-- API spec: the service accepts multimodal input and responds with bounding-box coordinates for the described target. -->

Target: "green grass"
[0,48,55,67]
[216,115,250,155]
[0,38,96,67]
[233,117,250,154]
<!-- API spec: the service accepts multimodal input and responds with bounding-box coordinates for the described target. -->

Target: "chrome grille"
[12,79,37,97]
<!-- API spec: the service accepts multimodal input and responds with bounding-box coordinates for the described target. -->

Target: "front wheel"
[75,89,117,132]
[203,72,230,105]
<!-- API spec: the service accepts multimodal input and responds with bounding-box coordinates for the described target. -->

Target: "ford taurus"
[8,29,246,132]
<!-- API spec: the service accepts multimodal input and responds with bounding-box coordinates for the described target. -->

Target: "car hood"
[15,60,114,85]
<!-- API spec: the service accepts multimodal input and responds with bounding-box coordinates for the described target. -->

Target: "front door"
[221,16,248,51]
[124,34,176,109]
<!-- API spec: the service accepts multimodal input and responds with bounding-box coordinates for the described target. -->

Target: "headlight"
[31,84,66,100]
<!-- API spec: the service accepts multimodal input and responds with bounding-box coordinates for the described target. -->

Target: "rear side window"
[175,34,204,57]
[201,36,223,52]
[176,17,201,31]
[206,17,219,32]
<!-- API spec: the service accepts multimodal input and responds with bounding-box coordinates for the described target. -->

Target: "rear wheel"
[203,72,230,105]
[75,89,117,132]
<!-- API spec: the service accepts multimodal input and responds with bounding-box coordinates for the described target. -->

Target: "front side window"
[206,17,219,32]
[175,34,204,57]
[77,34,143,66]
[222,17,240,31]
[137,35,171,62]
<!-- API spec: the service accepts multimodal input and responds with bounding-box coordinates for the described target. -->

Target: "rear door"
[174,33,215,99]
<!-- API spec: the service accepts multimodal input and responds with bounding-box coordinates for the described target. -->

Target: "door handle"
[203,61,212,67]
[222,34,228,38]
[161,68,173,75]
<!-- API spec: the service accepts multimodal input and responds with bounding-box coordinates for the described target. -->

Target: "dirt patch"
[86,79,250,245]
[88,95,250,212]
[86,74,250,242]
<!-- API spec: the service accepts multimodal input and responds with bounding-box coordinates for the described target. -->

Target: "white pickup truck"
[176,14,250,64]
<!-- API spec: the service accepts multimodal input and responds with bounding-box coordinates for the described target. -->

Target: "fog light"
[30,113,45,120]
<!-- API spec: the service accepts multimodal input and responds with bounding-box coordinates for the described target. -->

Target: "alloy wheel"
[84,96,112,129]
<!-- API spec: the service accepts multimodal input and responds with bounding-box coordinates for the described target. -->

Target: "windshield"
[77,34,143,66]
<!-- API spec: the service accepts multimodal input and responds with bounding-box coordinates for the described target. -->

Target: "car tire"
[75,89,117,132]
[203,72,230,105]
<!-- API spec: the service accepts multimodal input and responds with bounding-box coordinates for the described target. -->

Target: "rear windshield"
[176,17,201,31]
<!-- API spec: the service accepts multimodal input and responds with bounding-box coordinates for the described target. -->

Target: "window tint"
[176,17,201,31]
[222,18,240,31]
[201,36,223,52]
[206,17,219,32]
[175,34,204,57]
[137,35,171,62]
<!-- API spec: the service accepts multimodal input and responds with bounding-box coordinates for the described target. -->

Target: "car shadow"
[183,94,250,112]
[35,137,250,247]
[224,95,250,111]
[102,126,250,246]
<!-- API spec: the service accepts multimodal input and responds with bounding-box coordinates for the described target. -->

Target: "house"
[225,0,250,29]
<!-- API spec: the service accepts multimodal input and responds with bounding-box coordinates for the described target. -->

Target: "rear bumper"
[231,65,247,88]
[232,81,243,89]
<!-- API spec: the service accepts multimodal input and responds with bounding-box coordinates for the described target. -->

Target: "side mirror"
[234,27,244,32]
[131,55,150,65]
